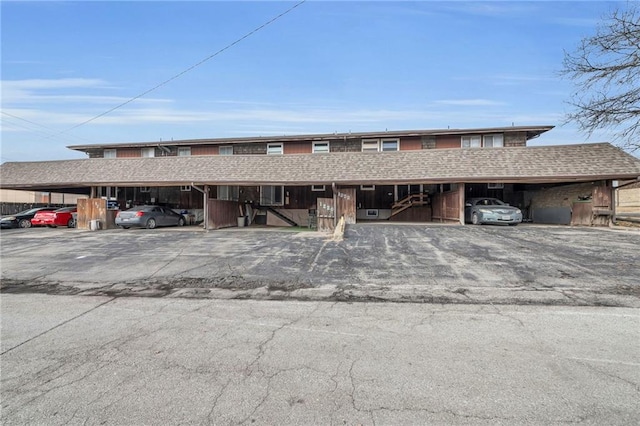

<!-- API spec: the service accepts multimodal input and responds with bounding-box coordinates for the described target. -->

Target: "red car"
[31,207,77,228]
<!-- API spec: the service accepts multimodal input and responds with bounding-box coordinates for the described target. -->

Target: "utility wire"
[59,0,307,135]
[1,111,93,144]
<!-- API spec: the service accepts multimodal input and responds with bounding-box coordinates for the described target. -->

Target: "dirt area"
[1,224,639,306]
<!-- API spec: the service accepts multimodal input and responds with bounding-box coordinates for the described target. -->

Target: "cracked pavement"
[2,295,639,425]
[1,223,639,307]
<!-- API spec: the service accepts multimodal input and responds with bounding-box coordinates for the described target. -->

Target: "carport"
[1,143,639,230]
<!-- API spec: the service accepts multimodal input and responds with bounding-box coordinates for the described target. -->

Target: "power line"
[1,111,94,144]
[60,0,307,135]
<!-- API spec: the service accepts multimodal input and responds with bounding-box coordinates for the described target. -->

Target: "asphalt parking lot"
[1,223,639,307]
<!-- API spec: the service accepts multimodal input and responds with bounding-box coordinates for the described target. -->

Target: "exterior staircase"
[390,193,430,218]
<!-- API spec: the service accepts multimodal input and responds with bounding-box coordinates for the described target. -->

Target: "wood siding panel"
[336,187,356,224]
[207,199,239,229]
[317,197,335,232]
[192,146,219,156]
[284,141,312,154]
[432,189,461,222]
[400,137,422,151]
[435,135,461,149]
[117,148,141,158]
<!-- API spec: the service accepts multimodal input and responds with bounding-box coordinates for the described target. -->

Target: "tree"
[561,4,640,151]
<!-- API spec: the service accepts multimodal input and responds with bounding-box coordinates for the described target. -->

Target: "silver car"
[115,206,186,229]
[465,198,522,226]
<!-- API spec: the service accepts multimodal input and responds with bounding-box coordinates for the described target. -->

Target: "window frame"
[219,145,233,156]
[311,185,326,192]
[487,183,505,189]
[312,142,330,154]
[140,186,151,193]
[381,138,399,152]
[218,185,239,201]
[360,185,376,191]
[267,143,283,155]
[461,135,482,148]
[103,149,116,158]
[141,147,155,158]
[177,147,191,157]
[361,139,380,152]
[483,134,504,148]
[180,185,192,192]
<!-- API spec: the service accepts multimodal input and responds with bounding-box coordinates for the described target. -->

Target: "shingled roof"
[2,143,640,190]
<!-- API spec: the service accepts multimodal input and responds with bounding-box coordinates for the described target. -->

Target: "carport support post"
[459,183,465,225]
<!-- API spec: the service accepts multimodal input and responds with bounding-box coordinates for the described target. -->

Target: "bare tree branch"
[561,3,640,151]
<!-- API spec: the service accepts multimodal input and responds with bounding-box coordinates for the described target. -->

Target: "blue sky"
[0,1,631,162]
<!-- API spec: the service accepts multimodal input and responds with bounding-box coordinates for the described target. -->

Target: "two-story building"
[2,125,640,229]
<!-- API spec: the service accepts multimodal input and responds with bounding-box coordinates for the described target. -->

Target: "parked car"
[115,205,186,229]
[31,206,77,228]
[465,198,522,226]
[0,207,56,229]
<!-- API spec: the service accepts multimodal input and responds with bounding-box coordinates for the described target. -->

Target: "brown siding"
[435,135,461,149]
[207,199,239,229]
[192,145,218,156]
[235,143,267,155]
[504,131,526,147]
[336,187,356,224]
[284,141,312,154]
[286,186,331,209]
[400,136,422,151]
[117,148,142,158]
[330,138,361,153]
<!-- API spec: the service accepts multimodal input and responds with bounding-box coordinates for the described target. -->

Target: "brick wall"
[529,182,595,209]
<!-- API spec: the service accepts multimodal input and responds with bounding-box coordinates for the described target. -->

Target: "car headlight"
[4,216,16,221]
[516,209,522,215]
[478,209,492,214]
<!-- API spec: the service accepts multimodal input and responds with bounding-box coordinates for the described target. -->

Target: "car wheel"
[67,219,75,228]
[471,212,480,225]
[178,217,185,227]
[19,219,32,228]
[146,218,157,229]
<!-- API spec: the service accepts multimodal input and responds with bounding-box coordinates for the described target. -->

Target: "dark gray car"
[115,206,186,229]
[464,197,522,226]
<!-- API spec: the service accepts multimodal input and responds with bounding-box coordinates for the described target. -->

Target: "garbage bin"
[237,216,245,227]
[90,220,101,231]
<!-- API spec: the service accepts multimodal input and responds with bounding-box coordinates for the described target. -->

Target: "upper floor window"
[381,139,399,152]
[313,142,330,153]
[461,135,481,148]
[141,147,155,157]
[267,143,283,155]
[177,147,191,156]
[483,134,504,148]
[219,146,233,155]
[103,149,116,158]
[362,140,379,152]
[362,138,399,152]
[462,134,503,148]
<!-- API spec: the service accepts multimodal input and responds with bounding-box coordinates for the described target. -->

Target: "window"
[362,138,399,152]
[141,147,155,157]
[487,183,504,189]
[360,185,375,191]
[483,134,504,148]
[140,187,151,193]
[219,146,233,155]
[260,185,284,205]
[461,135,481,148]
[267,143,283,155]
[103,149,116,158]
[381,139,399,152]
[177,147,191,156]
[362,140,379,152]
[218,185,239,201]
[313,142,330,153]
[180,185,191,192]
[311,185,326,192]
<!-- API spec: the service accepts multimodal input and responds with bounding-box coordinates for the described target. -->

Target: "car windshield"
[477,199,505,206]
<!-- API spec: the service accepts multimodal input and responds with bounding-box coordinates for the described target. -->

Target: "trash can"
[90,220,101,231]
[237,216,245,227]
